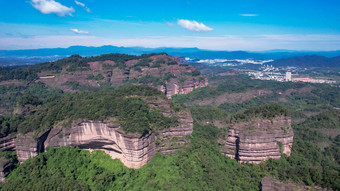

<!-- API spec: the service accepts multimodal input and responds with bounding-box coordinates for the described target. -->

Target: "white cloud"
[74,0,85,7]
[240,14,258,17]
[30,0,75,16]
[70,29,89,34]
[75,0,91,12]
[177,19,213,32]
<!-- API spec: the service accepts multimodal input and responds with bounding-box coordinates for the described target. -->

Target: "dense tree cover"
[135,58,152,67]
[231,104,288,123]
[1,120,339,190]
[0,53,168,82]
[172,75,338,123]
[0,67,37,82]
[312,84,340,107]
[300,109,340,129]
[0,115,23,137]
[0,125,265,191]
[190,105,229,122]
[0,85,178,135]
[170,74,340,190]
[129,75,165,87]
[0,71,339,190]
[0,82,63,115]
[172,75,306,105]
[324,135,340,164]
[16,93,42,107]
[0,151,18,169]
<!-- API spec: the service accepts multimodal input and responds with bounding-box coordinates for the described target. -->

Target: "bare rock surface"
[15,130,50,163]
[0,135,16,151]
[0,159,13,183]
[223,116,294,163]
[45,121,156,168]
[13,99,193,168]
[261,176,328,191]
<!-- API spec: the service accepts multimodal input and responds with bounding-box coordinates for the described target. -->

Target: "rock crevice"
[10,108,193,168]
[223,116,294,163]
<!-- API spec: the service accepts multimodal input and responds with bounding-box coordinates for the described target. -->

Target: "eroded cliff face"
[15,130,50,163]
[0,159,13,182]
[223,116,294,163]
[45,121,156,168]
[0,135,16,151]
[14,99,193,168]
[159,78,209,99]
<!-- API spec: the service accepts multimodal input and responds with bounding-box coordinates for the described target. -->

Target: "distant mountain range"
[1,45,340,66]
[268,55,340,68]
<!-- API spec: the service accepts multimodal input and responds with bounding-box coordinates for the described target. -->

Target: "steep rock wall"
[0,135,16,151]
[0,159,13,183]
[224,116,294,163]
[44,121,157,169]
[159,78,209,99]
[15,130,50,163]
[14,111,193,168]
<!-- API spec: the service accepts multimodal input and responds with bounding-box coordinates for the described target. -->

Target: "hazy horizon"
[1,44,340,53]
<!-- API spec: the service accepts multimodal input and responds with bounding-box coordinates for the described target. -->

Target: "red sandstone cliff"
[223,116,294,163]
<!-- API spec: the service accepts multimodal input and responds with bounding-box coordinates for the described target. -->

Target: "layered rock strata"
[0,135,16,151]
[13,105,193,168]
[0,135,16,182]
[45,121,156,169]
[0,159,13,182]
[160,78,209,99]
[15,130,50,163]
[224,116,294,163]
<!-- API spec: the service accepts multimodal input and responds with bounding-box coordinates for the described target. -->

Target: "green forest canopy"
[0,85,179,136]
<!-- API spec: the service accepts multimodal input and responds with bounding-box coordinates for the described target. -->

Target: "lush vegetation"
[0,82,63,115]
[231,104,288,123]
[0,53,168,82]
[172,75,306,105]
[0,65,339,190]
[0,125,265,191]
[0,85,178,135]
[1,119,339,190]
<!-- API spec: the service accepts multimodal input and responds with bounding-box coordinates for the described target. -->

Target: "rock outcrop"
[261,176,326,191]
[44,121,156,168]
[261,176,294,191]
[0,135,16,151]
[0,159,13,182]
[160,78,209,99]
[37,54,208,98]
[15,130,50,163]
[13,98,193,168]
[223,116,294,163]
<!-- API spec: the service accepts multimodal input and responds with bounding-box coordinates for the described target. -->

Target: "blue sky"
[0,0,340,50]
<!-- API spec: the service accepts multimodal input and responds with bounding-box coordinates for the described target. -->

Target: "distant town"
[187,58,338,85]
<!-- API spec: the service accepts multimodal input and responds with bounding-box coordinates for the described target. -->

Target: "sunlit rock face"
[159,78,209,99]
[15,130,50,163]
[14,105,193,168]
[223,116,294,163]
[44,121,156,168]
[0,135,15,152]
